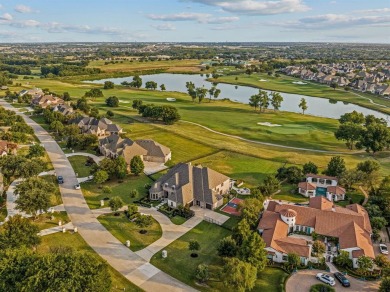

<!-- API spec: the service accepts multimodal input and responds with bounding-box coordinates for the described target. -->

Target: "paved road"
[0,100,197,292]
[65,152,104,164]
[286,269,379,292]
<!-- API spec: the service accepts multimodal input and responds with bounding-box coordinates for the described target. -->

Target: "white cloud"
[152,23,176,31]
[189,0,310,15]
[354,8,390,14]
[10,19,40,28]
[147,12,239,24]
[0,13,13,21]
[14,4,33,13]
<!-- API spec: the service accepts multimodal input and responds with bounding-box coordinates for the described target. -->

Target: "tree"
[14,177,54,218]
[303,161,318,175]
[105,96,119,107]
[50,120,64,134]
[299,98,308,114]
[188,239,200,256]
[258,90,270,112]
[357,255,373,276]
[129,189,139,199]
[85,88,104,98]
[103,81,115,89]
[217,236,237,257]
[312,240,326,257]
[325,156,346,178]
[239,198,263,228]
[221,258,257,292]
[380,277,390,292]
[195,264,209,284]
[334,250,353,268]
[208,86,216,102]
[0,215,40,249]
[127,204,138,216]
[0,155,27,178]
[19,158,45,178]
[63,91,71,101]
[249,94,260,111]
[108,197,124,214]
[339,169,364,190]
[130,75,142,88]
[132,99,143,110]
[130,155,144,176]
[160,105,181,125]
[145,81,158,90]
[0,248,111,292]
[94,170,109,185]
[27,144,45,158]
[196,87,208,103]
[287,253,300,270]
[375,254,390,268]
[160,84,166,91]
[371,216,387,231]
[214,88,221,100]
[90,107,99,118]
[106,110,114,118]
[239,232,267,271]
[339,110,365,124]
[330,82,338,90]
[357,160,381,187]
[113,156,127,179]
[232,218,251,246]
[259,175,280,196]
[136,215,153,233]
[357,123,390,154]
[271,92,283,111]
[335,122,364,150]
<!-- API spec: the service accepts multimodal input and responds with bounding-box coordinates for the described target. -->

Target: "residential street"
[0,100,197,292]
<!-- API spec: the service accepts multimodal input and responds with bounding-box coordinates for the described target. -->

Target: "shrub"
[102,186,112,194]
[310,284,335,292]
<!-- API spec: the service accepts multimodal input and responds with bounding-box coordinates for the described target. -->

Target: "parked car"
[74,184,80,190]
[316,273,336,286]
[380,244,388,255]
[334,272,350,287]
[57,176,64,184]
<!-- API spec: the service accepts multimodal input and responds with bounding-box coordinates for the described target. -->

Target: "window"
[282,255,288,261]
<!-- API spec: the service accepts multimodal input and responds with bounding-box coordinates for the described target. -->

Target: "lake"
[86,73,390,121]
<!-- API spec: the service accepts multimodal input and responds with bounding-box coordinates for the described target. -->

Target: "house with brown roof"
[99,134,171,170]
[31,94,64,109]
[298,174,346,202]
[73,117,122,137]
[258,197,373,268]
[149,162,231,210]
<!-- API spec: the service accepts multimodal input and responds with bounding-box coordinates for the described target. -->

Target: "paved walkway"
[65,152,104,164]
[38,222,75,236]
[0,100,197,292]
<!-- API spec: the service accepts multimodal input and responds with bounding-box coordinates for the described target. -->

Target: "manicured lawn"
[98,212,162,252]
[170,215,187,225]
[221,216,241,230]
[82,174,152,209]
[272,193,308,203]
[32,211,70,231]
[68,155,96,177]
[38,232,143,292]
[150,221,287,291]
[336,190,365,207]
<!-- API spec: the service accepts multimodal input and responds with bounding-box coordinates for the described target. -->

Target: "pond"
[86,73,390,121]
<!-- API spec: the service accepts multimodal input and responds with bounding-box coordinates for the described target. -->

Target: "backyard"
[150,221,288,291]
[98,212,162,252]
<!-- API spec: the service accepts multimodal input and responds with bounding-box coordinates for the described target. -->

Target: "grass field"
[81,174,152,209]
[38,232,143,292]
[215,73,390,115]
[68,155,95,177]
[150,221,288,291]
[32,211,70,230]
[98,212,162,252]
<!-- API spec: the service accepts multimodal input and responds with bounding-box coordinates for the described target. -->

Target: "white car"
[380,244,389,255]
[74,184,81,190]
[316,273,336,286]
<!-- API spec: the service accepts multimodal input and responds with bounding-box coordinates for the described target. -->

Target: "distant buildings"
[149,162,231,210]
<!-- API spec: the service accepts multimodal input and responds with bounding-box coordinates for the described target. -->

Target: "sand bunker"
[166,98,176,102]
[259,79,268,82]
[257,122,282,127]
[119,100,130,103]
[292,81,307,85]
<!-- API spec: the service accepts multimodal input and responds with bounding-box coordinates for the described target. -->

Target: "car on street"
[316,273,336,286]
[74,184,80,190]
[380,244,388,255]
[334,272,350,287]
[57,176,64,184]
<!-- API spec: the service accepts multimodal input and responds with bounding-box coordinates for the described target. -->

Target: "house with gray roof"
[53,104,74,116]
[73,117,122,137]
[149,162,231,210]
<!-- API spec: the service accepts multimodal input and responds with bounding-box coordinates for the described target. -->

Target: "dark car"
[57,176,64,184]
[334,272,350,287]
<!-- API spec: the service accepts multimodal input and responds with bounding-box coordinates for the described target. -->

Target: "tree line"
[132,100,181,125]
[186,81,221,103]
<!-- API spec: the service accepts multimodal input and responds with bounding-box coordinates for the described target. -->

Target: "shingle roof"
[135,140,171,157]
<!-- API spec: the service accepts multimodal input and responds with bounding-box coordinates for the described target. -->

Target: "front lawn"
[81,174,152,209]
[256,267,289,292]
[38,232,143,292]
[272,184,308,203]
[170,215,187,225]
[32,211,70,231]
[68,155,96,177]
[335,190,365,207]
[97,212,162,252]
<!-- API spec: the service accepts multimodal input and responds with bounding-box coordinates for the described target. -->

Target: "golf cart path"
[0,100,197,292]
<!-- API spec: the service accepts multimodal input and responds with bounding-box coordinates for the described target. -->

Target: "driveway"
[286,269,379,292]
[0,100,197,292]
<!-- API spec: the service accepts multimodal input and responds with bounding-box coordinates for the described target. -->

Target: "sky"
[0,0,389,43]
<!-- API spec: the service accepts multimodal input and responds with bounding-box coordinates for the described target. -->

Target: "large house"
[298,174,346,202]
[53,104,74,116]
[258,197,374,268]
[73,117,122,137]
[99,134,171,167]
[31,94,64,109]
[19,88,44,98]
[149,162,232,210]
